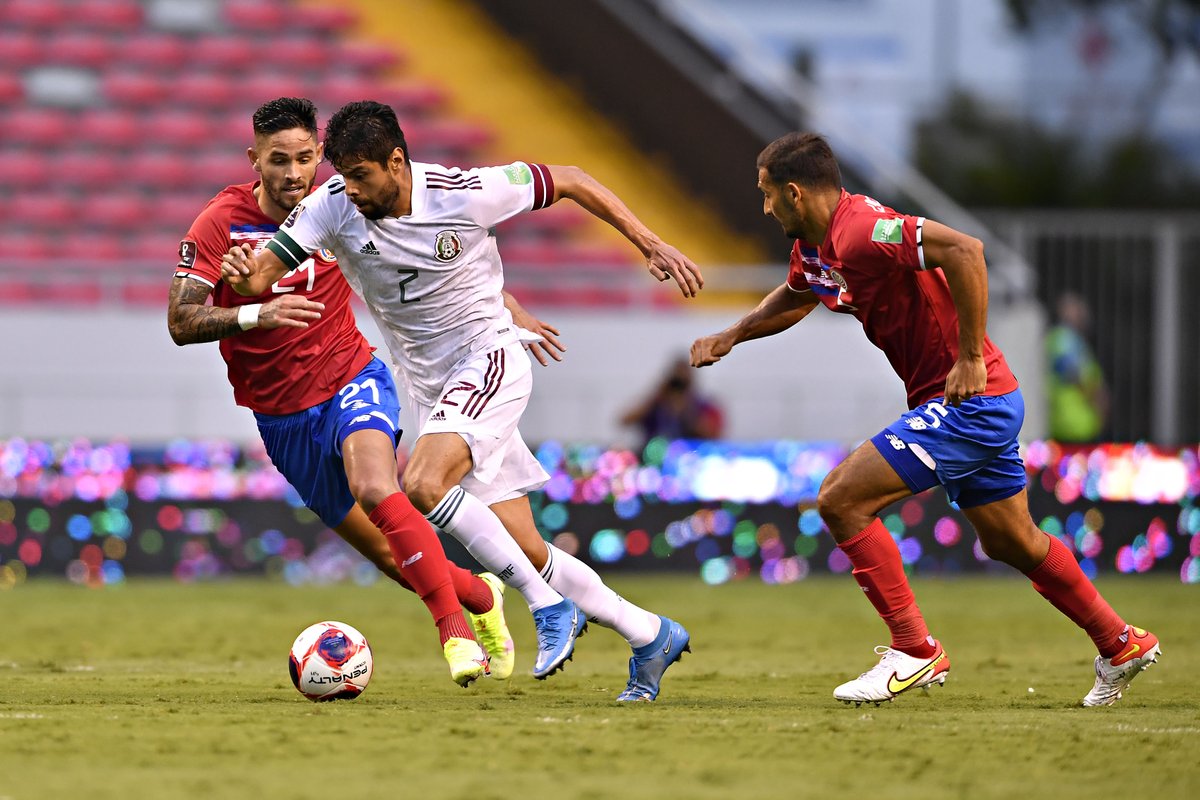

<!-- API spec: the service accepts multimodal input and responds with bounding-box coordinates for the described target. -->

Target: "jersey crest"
[434,230,463,262]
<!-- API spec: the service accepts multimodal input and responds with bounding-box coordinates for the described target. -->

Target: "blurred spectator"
[1047,292,1109,442]
[621,356,724,447]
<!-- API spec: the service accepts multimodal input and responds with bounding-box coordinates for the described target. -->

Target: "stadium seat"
[127,151,193,190]
[77,108,141,148]
[191,35,256,71]
[153,193,213,232]
[2,233,52,261]
[260,36,330,72]
[6,108,72,147]
[45,31,114,68]
[140,110,214,148]
[234,73,311,107]
[34,282,105,305]
[1,154,45,191]
[334,41,404,73]
[121,281,171,307]
[0,31,41,69]
[292,4,358,34]
[78,192,151,230]
[134,232,189,263]
[0,72,23,105]
[0,282,36,303]
[172,73,238,110]
[223,0,287,31]
[75,0,144,31]
[0,0,69,30]
[103,71,170,106]
[57,151,122,189]
[117,33,189,71]
[59,232,125,262]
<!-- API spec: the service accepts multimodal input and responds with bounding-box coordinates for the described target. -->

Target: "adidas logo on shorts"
[359,240,380,255]
[430,410,447,422]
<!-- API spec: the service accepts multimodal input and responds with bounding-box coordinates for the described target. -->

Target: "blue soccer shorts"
[254,357,402,528]
[870,388,1027,509]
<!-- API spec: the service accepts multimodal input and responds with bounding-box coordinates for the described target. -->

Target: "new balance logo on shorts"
[359,240,380,255]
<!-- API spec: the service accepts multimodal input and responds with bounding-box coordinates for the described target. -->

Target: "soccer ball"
[288,620,373,701]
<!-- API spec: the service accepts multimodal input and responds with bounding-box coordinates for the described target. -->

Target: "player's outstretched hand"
[647,242,704,298]
[511,308,565,367]
[260,295,324,330]
[943,355,987,406]
[221,243,256,287]
[690,333,732,367]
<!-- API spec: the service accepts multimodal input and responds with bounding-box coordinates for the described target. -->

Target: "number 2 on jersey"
[397,268,420,303]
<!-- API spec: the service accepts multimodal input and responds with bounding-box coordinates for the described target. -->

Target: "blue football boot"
[616,615,691,702]
[531,598,587,679]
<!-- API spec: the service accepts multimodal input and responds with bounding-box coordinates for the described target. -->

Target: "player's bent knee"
[403,472,454,515]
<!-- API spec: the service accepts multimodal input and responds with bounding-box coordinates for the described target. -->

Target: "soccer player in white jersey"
[223,100,701,700]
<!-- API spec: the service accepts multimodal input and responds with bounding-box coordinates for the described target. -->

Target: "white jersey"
[267,160,555,406]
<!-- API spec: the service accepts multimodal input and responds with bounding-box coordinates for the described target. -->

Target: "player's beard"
[355,178,401,220]
[266,179,310,214]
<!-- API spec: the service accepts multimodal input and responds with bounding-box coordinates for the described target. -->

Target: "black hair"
[323,100,410,169]
[252,97,318,138]
[757,132,842,190]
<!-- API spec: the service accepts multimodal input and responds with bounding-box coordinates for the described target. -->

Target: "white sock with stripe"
[425,486,562,612]
[539,543,660,648]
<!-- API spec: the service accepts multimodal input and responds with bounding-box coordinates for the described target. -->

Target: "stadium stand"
[1,0,641,307]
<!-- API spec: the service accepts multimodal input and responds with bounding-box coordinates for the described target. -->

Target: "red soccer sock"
[452,569,494,615]
[839,518,936,658]
[1025,534,1126,657]
[370,492,475,645]
[389,554,493,615]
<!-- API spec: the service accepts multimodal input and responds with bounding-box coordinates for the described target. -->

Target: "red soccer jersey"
[174,182,373,416]
[786,190,1018,408]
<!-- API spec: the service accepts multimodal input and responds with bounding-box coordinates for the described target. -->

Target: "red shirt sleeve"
[832,208,925,274]
[785,242,813,291]
[175,203,230,286]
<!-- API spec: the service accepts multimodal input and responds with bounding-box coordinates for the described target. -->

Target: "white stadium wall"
[0,303,1045,446]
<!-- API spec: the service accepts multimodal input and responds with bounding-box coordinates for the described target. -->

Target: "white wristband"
[237,303,262,331]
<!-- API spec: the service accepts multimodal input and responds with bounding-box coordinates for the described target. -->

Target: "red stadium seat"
[117,33,189,71]
[127,151,193,190]
[103,71,170,106]
[6,108,72,147]
[9,193,74,229]
[4,152,44,190]
[0,72,23,104]
[59,231,125,261]
[1,232,53,261]
[57,151,122,189]
[0,0,69,30]
[0,282,36,304]
[44,31,114,68]
[260,35,329,72]
[234,73,311,107]
[194,151,252,191]
[140,110,214,148]
[75,0,144,31]
[191,35,256,71]
[34,282,105,306]
[310,74,380,109]
[78,192,151,230]
[334,41,404,73]
[0,32,41,69]
[152,193,213,231]
[223,0,287,31]
[172,73,237,109]
[375,83,446,117]
[78,108,141,148]
[132,232,188,263]
[121,281,170,306]
[292,5,357,34]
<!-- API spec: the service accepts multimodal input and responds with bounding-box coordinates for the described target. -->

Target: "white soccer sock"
[425,486,562,612]
[539,543,661,648]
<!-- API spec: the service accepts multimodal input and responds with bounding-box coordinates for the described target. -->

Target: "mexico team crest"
[434,230,463,262]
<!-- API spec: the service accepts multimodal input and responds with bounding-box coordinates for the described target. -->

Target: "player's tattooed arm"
[167,276,327,345]
[167,276,243,345]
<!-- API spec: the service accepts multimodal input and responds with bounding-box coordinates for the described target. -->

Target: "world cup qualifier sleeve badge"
[434,230,463,262]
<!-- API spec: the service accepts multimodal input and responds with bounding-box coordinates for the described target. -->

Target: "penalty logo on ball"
[288,620,373,702]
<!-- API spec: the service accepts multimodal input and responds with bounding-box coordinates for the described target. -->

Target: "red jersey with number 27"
[786,190,1018,409]
[175,182,373,415]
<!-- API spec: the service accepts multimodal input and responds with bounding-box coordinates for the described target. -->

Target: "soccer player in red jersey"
[690,132,1160,707]
[166,97,513,687]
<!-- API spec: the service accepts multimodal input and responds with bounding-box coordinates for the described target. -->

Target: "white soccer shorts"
[414,340,549,506]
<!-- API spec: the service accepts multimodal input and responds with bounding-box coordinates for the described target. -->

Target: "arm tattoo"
[167,276,245,345]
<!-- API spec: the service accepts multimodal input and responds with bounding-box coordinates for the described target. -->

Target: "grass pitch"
[1,575,1196,800]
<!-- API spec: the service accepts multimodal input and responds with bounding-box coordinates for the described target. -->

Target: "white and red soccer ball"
[288,621,373,701]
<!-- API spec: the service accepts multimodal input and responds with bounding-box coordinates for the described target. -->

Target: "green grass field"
[1,575,1196,800]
